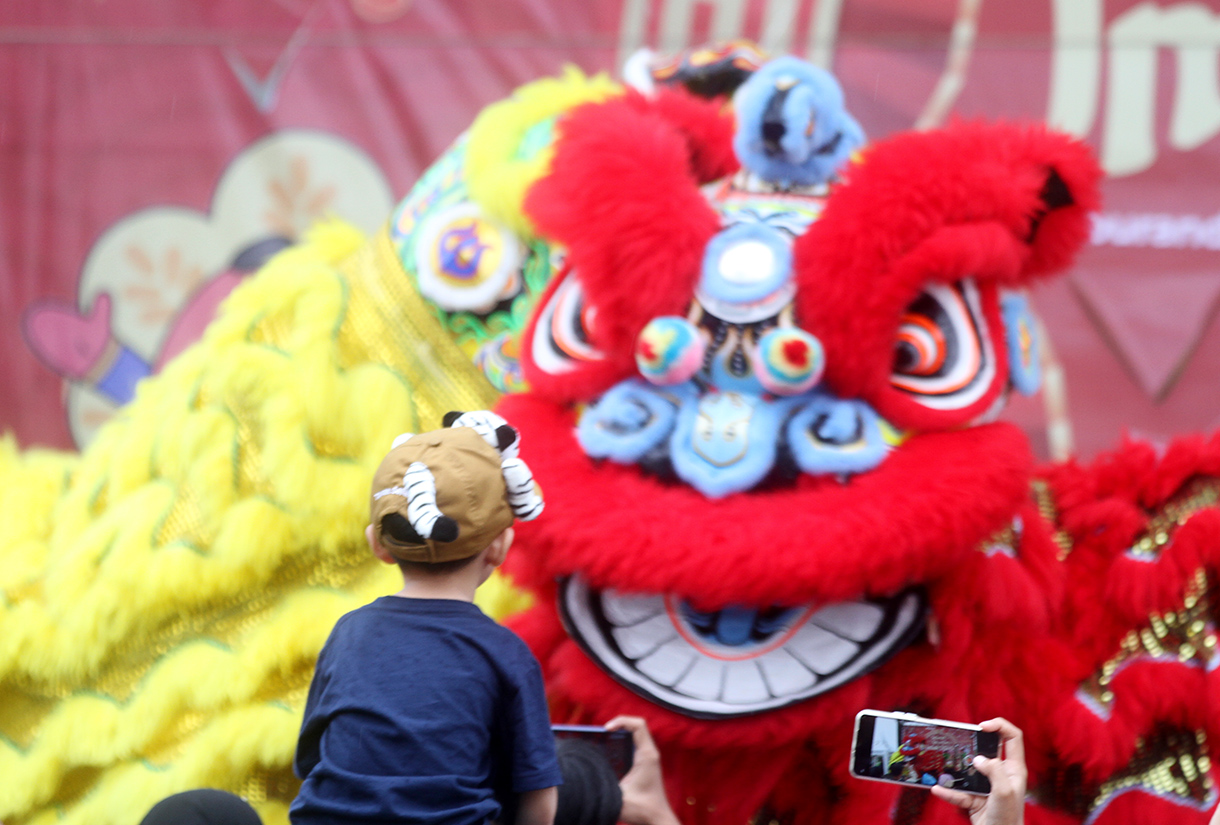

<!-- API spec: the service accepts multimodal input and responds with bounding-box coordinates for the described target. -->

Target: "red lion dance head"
[487,57,1216,825]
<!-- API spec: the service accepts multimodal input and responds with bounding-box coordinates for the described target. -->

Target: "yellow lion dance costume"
[0,69,616,825]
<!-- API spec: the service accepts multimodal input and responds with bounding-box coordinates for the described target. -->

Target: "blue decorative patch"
[1001,291,1041,396]
[670,390,797,498]
[786,394,889,475]
[577,379,685,464]
[699,223,793,308]
[731,56,865,187]
[576,376,896,497]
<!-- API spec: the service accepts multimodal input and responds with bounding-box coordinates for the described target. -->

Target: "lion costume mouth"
[559,575,926,718]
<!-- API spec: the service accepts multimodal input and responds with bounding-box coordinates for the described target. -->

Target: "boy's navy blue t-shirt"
[291,596,561,825]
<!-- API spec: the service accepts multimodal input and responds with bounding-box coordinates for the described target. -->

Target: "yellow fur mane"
[0,220,527,824]
[465,66,620,237]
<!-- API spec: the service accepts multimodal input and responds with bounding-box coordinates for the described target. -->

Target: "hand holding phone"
[605,717,680,825]
[929,718,1027,825]
[850,710,1000,796]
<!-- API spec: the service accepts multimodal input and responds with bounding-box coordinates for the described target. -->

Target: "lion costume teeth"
[559,576,926,718]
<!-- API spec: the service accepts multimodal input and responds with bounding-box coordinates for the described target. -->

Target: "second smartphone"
[850,710,999,795]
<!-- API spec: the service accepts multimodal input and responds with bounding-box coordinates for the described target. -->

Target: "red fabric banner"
[3,0,1218,458]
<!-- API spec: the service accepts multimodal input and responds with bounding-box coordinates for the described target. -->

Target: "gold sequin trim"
[1030,479,1072,560]
[236,764,302,805]
[976,517,1020,556]
[337,228,500,428]
[1077,569,1215,715]
[1093,729,1214,812]
[1127,477,1220,560]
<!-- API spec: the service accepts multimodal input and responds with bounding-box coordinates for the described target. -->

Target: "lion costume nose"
[699,223,793,315]
[635,217,827,397]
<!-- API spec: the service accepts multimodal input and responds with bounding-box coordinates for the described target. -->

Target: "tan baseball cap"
[370,427,515,563]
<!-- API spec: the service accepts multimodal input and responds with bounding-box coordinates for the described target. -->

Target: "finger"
[971,754,1017,799]
[605,715,644,732]
[979,717,1025,766]
[602,717,653,746]
[930,785,977,812]
[606,716,659,755]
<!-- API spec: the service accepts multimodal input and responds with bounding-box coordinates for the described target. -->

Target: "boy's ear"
[366,524,397,566]
[486,527,514,568]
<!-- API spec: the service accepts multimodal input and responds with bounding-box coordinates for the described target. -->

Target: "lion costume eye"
[530,272,602,374]
[893,313,947,377]
[889,280,996,411]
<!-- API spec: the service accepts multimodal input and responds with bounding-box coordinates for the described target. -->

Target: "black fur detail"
[442,411,464,428]
[495,424,518,453]
[1040,167,1074,211]
[431,516,459,543]
[1026,168,1074,243]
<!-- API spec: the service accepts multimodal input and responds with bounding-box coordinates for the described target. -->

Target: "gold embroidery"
[1093,729,1214,811]
[1127,477,1220,560]
[1030,479,1072,560]
[1077,569,1214,715]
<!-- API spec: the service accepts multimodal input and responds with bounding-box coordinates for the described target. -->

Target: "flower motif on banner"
[21,129,393,448]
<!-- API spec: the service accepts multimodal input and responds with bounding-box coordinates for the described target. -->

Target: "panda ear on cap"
[444,410,521,459]
[494,424,518,453]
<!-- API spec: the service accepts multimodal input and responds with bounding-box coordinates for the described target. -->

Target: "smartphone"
[850,710,1000,795]
[552,724,635,778]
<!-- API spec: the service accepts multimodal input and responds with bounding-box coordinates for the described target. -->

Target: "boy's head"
[368,412,543,571]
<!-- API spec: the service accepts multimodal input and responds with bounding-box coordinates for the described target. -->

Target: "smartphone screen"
[552,725,635,778]
[851,711,999,795]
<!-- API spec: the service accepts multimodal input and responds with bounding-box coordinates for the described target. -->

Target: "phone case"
[849,710,999,796]
[551,725,635,778]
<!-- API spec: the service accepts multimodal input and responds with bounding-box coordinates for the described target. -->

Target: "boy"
[291,413,560,825]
